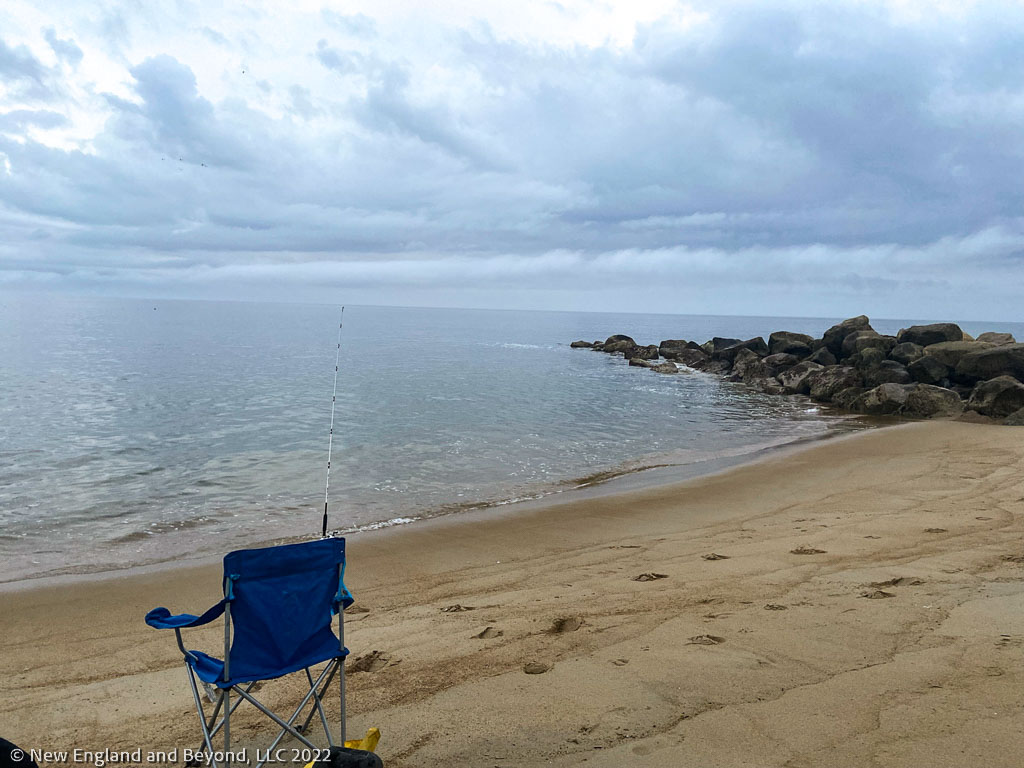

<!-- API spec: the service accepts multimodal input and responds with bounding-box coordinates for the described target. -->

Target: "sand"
[3,420,1024,767]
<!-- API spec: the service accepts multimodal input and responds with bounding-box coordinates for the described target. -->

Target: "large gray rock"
[651,362,680,374]
[731,348,773,382]
[863,360,912,388]
[669,348,710,368]
[602,335,637,353]
[625,344,660,360]
[832,386,866,410]
[853,383,913,415]
[907,355,949,385]
[628,357,655,368]
[955,344,1024,383]
[691,357,731,375]
[841,330,896,359]
[768,331,814,356]
[705,337,743,353]
[570,340,593,348]
[923,341,994,368]
[807,366,862,402]
[712,337,769,364]
[822,315,872,355]
[763,352,801,369]
[777,361,824,394]
[897,323,964,347]
[852,347,887,370]
[807,346,837,366]
[1004,407,1024,426]
[889,342,925,365]
[977,332,1016,346]
[659,339,702,358]
[967,376,1024,418]
[754,376,786,395]
[903,384,964,418]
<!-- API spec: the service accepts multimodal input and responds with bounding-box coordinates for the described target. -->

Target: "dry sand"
[3,420,1024,767]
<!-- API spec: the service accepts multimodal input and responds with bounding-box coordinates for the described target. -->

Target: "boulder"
[1004,407,1024,426]
[651,362,680,374]
[852,347,887,370]
[841,330,896,359]
[691,357,731,375]
[602,335,637,353]
[754,377,786,395]
[862,360,912,388]
[777,361,824,394]
[731,348,773,382]
[966,376,1024,419]
[903,384,964,419]
[763,352,801,369]
[977,332,1016,346]
[712,337,770,364]
[907,355,949,385]
[625,344,660,360]
[807,366,862,402]
[889,342,925,366]
[955,343,1024,383]
[628,357,655,368]
[807,346,837,366]
[570,340,593,348]
[923,341,994,369]
[768,331,814,356]
[706,337,743,353]
[669,348,710,368]
[832,387,866,410]
[822,315,872,355]
[659,339,702,358]
[852,383,913,415]
[897,323,963,347]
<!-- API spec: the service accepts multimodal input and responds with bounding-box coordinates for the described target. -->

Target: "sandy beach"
[3,420,1024,767]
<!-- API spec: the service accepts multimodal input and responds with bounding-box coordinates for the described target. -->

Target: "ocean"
[2,294,1020,584]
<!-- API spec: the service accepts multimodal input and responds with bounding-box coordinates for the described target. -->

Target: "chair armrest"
[145,600,226,630]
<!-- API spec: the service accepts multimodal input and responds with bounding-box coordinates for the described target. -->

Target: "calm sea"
[2,294,1020,583]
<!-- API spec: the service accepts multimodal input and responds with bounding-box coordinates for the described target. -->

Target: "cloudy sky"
[1,1,1023,320]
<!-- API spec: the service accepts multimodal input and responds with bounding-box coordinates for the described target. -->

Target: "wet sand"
[3,420,1024,767]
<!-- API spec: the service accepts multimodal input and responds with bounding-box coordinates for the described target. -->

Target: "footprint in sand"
[764,603,788,611]
[346,605,370,614]
[633,572,668,582]
[868,577,924,588]
[687,634,725,645]
[611,658,629,666]
[523,662,552,675]
[440,604,475,613]
[1001,554,1024,563]
[790,545,827,555]
[861,590,896,599]
[864,535,882,539]
[348,650,391,673]
[473,626,503,639]
[702,553,730,561]
[548,616,584,634]
[924,528,948,533]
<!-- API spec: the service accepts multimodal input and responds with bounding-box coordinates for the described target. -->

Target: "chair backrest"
[221,538,350,684]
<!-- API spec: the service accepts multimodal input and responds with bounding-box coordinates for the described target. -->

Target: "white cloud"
[0,0,1023,319]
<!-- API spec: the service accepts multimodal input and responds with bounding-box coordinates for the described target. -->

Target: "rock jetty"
[570,317,1024,424]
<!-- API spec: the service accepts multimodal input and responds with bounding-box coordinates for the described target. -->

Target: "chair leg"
[223,688,230,768]
[297,662,338,735]
[304,667,334,746]
[185,664,219,768]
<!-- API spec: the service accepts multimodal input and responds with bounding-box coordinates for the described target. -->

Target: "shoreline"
[0,412,877,592]
[6,419,1023,767]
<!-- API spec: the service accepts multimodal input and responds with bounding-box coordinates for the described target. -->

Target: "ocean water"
[1,295,1020,584]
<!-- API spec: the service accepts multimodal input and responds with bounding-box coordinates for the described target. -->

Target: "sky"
[1,0,1023,320]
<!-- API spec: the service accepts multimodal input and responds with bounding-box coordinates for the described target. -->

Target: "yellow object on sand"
[303,728,381,768]
[345,727,381,752]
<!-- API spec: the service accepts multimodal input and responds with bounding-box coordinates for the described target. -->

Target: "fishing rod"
[322,306,344,538]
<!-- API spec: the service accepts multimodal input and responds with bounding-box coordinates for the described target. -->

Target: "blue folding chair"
[146,538,354,768]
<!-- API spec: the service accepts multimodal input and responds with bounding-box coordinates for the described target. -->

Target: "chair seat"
[187,646,350,689]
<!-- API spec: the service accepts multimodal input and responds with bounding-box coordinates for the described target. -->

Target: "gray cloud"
[1,1,1024,320]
